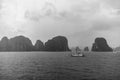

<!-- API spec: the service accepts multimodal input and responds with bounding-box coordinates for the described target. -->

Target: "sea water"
[0,52,119,80]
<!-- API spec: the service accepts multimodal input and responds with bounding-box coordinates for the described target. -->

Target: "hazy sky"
[0,0,120,48]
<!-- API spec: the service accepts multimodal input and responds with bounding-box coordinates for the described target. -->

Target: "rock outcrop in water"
[0,35,70,51]
[45,36,70,51]
[91,37,113,52]
[0,37,10,51]
[9,36,34,51]
[34,40,45,51]
[84,47,89,51]
[114,47,120,51]
[0,36,34,51]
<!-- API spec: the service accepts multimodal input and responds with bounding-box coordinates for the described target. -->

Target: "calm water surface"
[0,52,119,80]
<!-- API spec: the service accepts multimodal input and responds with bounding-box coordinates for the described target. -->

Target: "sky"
[0,0,120,48]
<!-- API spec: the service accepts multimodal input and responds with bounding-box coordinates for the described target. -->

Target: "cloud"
[103,0,120,9]
[24,2,57,21]
[24,0,100,21]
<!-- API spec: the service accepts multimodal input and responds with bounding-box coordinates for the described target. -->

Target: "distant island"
[91,37,113,52]
[0,35,70,51]
[0,35,113,52]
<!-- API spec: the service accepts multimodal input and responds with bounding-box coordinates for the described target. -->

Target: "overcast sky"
[0,0,120,48]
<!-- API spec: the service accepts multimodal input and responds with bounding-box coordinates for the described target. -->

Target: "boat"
[71,53,84,57]
[71,47,84,57]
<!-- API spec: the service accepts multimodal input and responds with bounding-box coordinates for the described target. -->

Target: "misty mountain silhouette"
[91,37,113,52]
[0,35,70,51]
[0,35,114,52]
[114,47,120,51]
[84,47,89,51]
[34,40,45,51]
[45,36,70,51]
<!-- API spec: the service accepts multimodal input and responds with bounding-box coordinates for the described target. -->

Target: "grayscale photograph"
[0,0,119,80]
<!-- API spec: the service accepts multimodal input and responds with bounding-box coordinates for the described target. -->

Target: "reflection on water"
[0,52,119,80]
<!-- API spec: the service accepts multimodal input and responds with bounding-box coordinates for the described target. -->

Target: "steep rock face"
[34,40,45,51]
[0,37,10,51]
[0,35,70,51]
[9,36,34,51]
[45,36,70,51]
[92,37,113,52]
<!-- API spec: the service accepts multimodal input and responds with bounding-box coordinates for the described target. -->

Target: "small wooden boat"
[71,47,84,57]
[71,53,84,57]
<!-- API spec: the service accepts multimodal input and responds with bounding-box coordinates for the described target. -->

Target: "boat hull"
[71,54,84,57]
